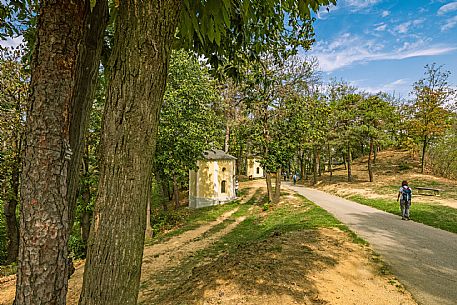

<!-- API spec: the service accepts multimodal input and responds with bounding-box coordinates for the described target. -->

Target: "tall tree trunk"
[368,137,374,182]
[67,0,109,232]
[304,153,309,181]
[236,145,243,175]
[317,147,322,177]
[145,194,153,238]
[265,173,273,203]
[327,143,332,181]
[274,168,281,203]
[80,152,92,246]
[347,141,353,182]
[312,146,318,185]
[224,124,230,153]
[421,135,428,174]
[173,174,180,209]
[79,2,182,304]
[299,151,305,185]
[15,2,88,304]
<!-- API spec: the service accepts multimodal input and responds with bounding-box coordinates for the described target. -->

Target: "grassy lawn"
[349,195,457,234]
[146,200,241,244]
[153,189,367,257]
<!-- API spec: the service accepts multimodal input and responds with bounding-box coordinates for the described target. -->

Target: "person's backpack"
[402,187,412,201]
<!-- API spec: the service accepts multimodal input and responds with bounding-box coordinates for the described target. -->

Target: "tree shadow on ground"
[138,228,343,305]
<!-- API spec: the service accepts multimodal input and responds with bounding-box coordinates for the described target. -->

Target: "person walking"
[397,180,412,220]
[293,174,297,185]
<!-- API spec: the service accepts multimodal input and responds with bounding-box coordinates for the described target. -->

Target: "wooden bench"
[416,187,443,196]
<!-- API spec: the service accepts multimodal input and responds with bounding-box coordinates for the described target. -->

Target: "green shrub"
[68,233,86,259]
[150,209,188,236]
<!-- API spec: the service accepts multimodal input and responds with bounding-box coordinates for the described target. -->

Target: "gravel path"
[287,184,457,305]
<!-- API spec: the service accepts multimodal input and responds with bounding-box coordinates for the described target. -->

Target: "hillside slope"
[314,150,457,209]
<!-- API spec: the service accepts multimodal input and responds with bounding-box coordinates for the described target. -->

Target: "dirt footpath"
[0,182,417,305]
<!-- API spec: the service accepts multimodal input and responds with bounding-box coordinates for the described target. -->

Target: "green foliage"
[0,45,28,264]
[0,45,28,190]
[242,55,319,174]
[409,64,454,140]
[428,120,457,179]
[154,49,223,187]
[177,0,336,72]
[408,63,456,172]
[68,233,86,260]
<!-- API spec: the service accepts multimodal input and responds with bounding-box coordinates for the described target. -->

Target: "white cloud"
[437,2,457,15]
[375,23,387,31]
[309,34,457,72]
[441,15,457,31]
[342,0,381,11]
[355,78,411,95]
[393,19,425,34]
[395,22,411,34]
[381,10,390,17]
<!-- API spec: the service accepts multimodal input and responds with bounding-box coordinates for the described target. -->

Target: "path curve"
[287,184,457,305]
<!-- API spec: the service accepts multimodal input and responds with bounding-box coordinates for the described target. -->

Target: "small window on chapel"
[222,167,226,172]
[256,167,260,174]
[221,180,226,193]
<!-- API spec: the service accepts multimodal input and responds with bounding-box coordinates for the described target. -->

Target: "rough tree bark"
[79,2,182,304]
[15,2,88,304]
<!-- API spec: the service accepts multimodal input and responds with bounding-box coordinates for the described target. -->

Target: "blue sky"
[308,0,457,99]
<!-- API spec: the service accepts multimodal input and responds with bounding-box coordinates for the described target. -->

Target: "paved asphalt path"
[287,183,457,305]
